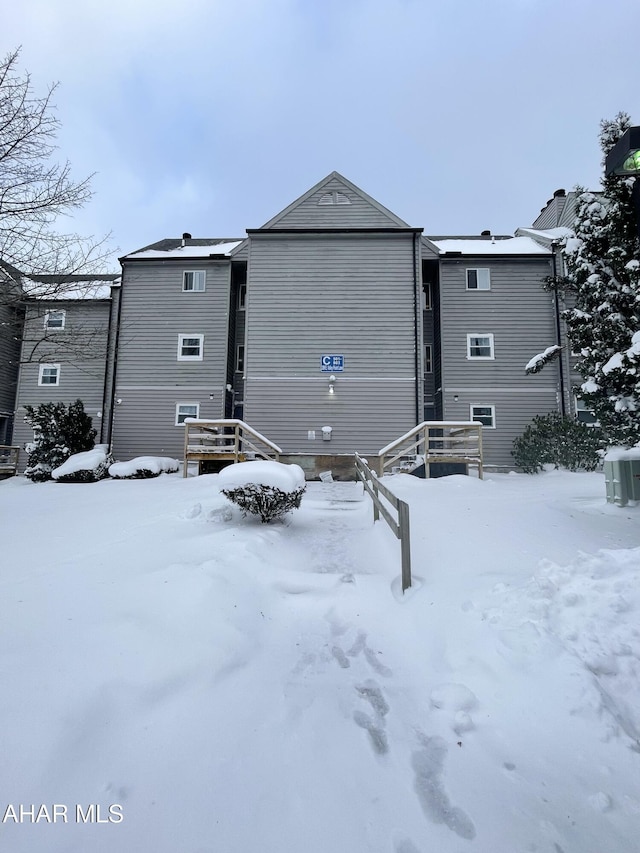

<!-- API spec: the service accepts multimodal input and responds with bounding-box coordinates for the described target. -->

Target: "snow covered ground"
[1,468,639,853]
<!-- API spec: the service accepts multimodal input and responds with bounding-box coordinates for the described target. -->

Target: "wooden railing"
[378,421,484,479]
[0,446,20,477]
[355,453,411,592]
[183,419,282,477]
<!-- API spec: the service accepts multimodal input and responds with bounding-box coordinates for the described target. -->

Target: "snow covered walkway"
[1,471,639,852]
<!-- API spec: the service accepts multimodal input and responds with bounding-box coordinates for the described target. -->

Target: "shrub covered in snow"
[52,445,113,483]
[219,461,306,523]
[109,457,180,479]
[512,413,604,474]
[23,400,96,482]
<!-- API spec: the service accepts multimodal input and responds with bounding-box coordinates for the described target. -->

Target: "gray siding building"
[2,173,590,474]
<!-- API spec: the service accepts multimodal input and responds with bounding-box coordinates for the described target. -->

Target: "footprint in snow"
[411,735,476,840]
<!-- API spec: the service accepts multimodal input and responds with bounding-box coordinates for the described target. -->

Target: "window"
[236,344,245,373]
[238,283,246,310]
[175,403,200,425]
[183,271,206,292]
[467,333,495,359]
[424,344,433,373]
[422,282,432,310]
[470,405,495,428]
[177,334,204,361]
[575,397,598,426]
[466,269,491,291]
[38,364,60,386]
[44,309,65,330]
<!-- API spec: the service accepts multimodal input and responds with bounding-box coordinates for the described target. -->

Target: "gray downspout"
[106,277,124,447]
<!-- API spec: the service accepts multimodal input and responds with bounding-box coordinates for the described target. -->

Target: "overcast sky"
[4,0,640,266]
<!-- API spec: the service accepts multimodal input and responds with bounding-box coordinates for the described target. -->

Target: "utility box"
[321,426,333,442]
[604,459,639,506]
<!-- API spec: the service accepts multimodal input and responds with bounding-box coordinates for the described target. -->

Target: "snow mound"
[218,460,305,493]
[51,445,110,481]
[109,456,180,479]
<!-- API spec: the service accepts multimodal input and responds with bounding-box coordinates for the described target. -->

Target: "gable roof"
[259,171,412,230]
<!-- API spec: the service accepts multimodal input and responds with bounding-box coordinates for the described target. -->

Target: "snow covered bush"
[52,445,113,483]
[23,400,96,482]
[512,413,604,474]
[219,461,306,523]
[109,457,180,479]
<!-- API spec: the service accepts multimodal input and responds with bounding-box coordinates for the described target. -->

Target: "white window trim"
[470,404,496,429]
[236,344,245,373]
[467,333,495,360]
[466,268,491,291]
[182,270,206,292]
[421,282,432,310]
[177,334,204,361]
[238,283,247,310]
[424,344,433,374]
[175,402,200,426]
[44,309,66,330]
[38,363,60,386]
[574,395,598,426]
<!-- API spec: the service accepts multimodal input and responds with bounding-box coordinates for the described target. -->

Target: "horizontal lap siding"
[439,257,557,468]
[244,233,417,453]
[444,391,559,468]
[13,301,111,465]
[267,177,403,228]
[111,390,222,461]
[246,378,415,455]
[112,260,230,459]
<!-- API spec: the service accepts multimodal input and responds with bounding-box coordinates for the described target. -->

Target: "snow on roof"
[516,227,574,243]
[434,236,551,255]
[23,277,119,300]
[125,241,242,260]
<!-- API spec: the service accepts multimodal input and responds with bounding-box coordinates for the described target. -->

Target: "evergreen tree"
[563,112,640,446]
[23,399,96,482]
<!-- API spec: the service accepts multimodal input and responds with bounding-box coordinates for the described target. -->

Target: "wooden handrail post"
[398,499,411,592]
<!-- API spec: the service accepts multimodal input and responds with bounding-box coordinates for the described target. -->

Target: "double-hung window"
[470,405,495,428]
[183,271,206,292]
[175,403,200,425]
[236,344,245,373]
[38,364,60,386]
[467,333,494,360]
[177,334,204,361]
[466,269,491,290]
[44,310,66,330]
